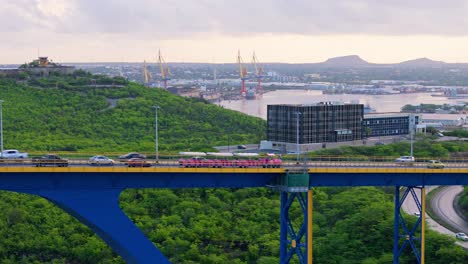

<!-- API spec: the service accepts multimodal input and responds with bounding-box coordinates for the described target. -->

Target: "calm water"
[219,90,467,119]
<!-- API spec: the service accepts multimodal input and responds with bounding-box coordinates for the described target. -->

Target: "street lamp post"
[410,130,414,157]
[0,100,3,155]
[152,106,160,163]
[410,114,414,157]
[295,111,301,163]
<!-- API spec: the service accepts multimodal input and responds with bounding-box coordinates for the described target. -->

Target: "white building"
[421,114,467,127]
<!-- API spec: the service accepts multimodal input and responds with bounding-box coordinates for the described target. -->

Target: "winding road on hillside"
[431,186,468,234]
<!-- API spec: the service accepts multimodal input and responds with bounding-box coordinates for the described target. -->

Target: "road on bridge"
[1,158,468,169]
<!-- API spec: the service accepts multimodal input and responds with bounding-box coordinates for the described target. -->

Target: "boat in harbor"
[246,88,256,100]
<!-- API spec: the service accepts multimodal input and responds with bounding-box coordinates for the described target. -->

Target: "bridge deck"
[0,166,466,264]
[0,166,466,173]
[0,167,466,189]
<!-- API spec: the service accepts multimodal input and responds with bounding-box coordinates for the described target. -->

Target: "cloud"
[2,0,468,37]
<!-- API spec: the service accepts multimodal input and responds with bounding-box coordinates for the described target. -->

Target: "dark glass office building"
[363,113,419,137]
[267,103,364,144]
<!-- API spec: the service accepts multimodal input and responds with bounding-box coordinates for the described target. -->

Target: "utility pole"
[0,100,3,155]
[152,106,160,163]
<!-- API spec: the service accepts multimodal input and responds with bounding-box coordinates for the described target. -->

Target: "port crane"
[157,50,170,89]
[237,50,248,96]
[252,52,264,95]
[142,60,151,87]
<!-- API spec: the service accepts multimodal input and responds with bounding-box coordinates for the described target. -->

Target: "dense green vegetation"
[401,103,467,113]
[2,187,467,263]
[0,73,264,153]
[444,129,468,138]
[1,74,467,263]
[459,187,468,217]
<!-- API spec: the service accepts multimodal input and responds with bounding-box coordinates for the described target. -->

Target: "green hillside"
[0,72,264,153]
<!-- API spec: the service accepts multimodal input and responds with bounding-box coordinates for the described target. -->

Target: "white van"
[395,156,415,163]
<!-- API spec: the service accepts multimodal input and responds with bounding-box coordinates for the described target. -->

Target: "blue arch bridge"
[0,166,467,264]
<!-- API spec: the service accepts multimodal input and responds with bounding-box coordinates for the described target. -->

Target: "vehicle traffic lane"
[432,186,468,234]
[431,186,468,248]
[401,186,451,236]
[1,159,468,169]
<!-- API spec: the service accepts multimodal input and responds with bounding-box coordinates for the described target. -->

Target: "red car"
[127,158,151,167]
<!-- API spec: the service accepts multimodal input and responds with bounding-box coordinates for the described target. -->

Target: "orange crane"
[237,50,248,96]
[252,51,264,95]
[142,60,151,86]
[157,50,170,89]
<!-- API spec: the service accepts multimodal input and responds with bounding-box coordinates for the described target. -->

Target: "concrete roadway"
[401,186,468,249]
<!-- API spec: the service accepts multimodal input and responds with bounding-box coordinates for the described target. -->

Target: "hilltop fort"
[0,56,75,77]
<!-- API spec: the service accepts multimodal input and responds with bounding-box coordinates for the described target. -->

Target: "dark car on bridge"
[32,154,69,167]
[127,158,152,167]
[118,152,146,162]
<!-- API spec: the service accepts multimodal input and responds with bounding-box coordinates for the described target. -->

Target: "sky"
[3,0,468,64]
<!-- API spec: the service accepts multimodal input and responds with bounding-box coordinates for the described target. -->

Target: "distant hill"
[62,56,467,69]
[321,55,371,67]
[398,57,446,67]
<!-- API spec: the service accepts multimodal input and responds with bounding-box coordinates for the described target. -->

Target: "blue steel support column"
[393,186,400,264]
[279,191,309,264]
[280,191,288,263]
[29,189,170,264]
[307,189,312,264]
[393,186,424,264]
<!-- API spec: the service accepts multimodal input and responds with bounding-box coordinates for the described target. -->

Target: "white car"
[0,149,28,159]
[455,232,468,241]
[88,155,114,166]
[395,156,415,163]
